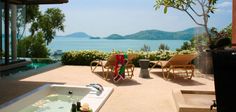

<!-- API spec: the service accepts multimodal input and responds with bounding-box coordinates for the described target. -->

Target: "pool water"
[27,63,48,69]
[0,63,50,77]
[19,94,83,112]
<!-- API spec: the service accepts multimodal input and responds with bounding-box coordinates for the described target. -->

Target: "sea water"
[48,37,187,52]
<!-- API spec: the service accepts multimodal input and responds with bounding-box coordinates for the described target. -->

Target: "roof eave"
[2,0,68,5]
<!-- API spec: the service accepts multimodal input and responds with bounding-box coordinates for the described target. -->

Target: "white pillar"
[11,5,17,61]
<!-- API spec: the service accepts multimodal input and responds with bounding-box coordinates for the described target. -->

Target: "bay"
[48,37,187,52]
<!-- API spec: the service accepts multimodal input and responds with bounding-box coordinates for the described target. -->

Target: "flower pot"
[212,49,236,112]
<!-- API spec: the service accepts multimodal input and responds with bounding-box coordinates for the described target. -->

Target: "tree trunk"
[204,25,211,44]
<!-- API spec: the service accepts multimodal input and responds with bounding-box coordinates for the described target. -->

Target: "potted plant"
[208,26,235,112]
[193,25,232,74]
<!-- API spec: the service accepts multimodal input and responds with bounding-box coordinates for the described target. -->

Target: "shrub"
[61,50,196,67]
[130,50,175,66]
[61,50,108,65]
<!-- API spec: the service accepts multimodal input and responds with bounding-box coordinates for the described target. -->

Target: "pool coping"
[0,60,32,72]
[0,84,51,110]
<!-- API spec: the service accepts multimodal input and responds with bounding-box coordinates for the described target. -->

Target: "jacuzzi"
[0,84,113,112]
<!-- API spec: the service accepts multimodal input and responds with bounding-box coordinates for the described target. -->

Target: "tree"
[222,23,232,40]
[17,6,65,58]
[26,5,41,23]
[16,6,27,39]
[140,44,151,52]
[29,7,65,44]
[158,43,170,50]
[17,32,49,58]
[154,0,218,44]
[177,41,194,51]
[209,24,232,49]
[177,23,232,51]
[13,5,40,39]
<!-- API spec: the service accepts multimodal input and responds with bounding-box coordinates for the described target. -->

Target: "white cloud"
[217,1,232,8]
[215,1,232,13]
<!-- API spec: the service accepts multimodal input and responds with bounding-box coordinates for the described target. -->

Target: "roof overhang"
[2,0,68,5]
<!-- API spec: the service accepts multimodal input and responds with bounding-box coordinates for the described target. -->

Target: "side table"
[139,59,150,78]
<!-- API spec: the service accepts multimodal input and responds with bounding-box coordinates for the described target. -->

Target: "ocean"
[47,37,187,53]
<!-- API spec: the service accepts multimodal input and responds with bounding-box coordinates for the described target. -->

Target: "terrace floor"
[0,65,214,112]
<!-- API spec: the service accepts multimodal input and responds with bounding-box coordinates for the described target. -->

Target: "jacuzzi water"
[19,94,83,112]
[0,84,113,112]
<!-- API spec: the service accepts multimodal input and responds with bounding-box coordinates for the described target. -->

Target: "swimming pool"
[0,62,51,77]
[0,58,60,78]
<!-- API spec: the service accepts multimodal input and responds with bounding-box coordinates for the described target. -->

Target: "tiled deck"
[0,65,214,112]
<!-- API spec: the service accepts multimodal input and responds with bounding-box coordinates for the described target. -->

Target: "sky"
[40,0,232,37]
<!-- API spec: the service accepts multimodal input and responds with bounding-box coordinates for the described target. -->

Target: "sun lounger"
[90,53,136,81]
[149,54,197,79]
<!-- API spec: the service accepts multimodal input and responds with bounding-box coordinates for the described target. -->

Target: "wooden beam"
[233,0,236,47]
[6,0,68,5]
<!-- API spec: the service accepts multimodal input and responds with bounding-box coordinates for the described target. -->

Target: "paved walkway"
[0,66,214,112]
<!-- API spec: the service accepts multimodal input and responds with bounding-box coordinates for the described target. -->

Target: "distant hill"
[61,32,91,38]
[105,27,205,40]
[58,27,205,40]
[106,34,126,39]
[90,36,101,39]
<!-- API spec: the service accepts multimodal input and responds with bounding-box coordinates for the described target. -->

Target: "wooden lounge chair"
[149,54,197,79]
[90,53,136,80]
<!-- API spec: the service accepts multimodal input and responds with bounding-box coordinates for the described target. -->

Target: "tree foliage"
[209,24,232,49]
[16,6,26,39]
[154,0,218,44]
[140,44,151,52]
[177,23,232,51]
[158,43,170,50]
[26,5,41,23]
[17,32,49,58]
[26,5,65,44]
[13,5,40,39]
[176,40,194,51]
[221,24,232,39]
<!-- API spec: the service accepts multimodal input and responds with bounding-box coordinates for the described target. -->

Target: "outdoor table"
[139,59,150,78]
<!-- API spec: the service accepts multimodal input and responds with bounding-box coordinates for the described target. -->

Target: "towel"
[113,54,128,82]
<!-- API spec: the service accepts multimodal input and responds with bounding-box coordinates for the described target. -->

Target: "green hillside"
[105,27,205,40]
